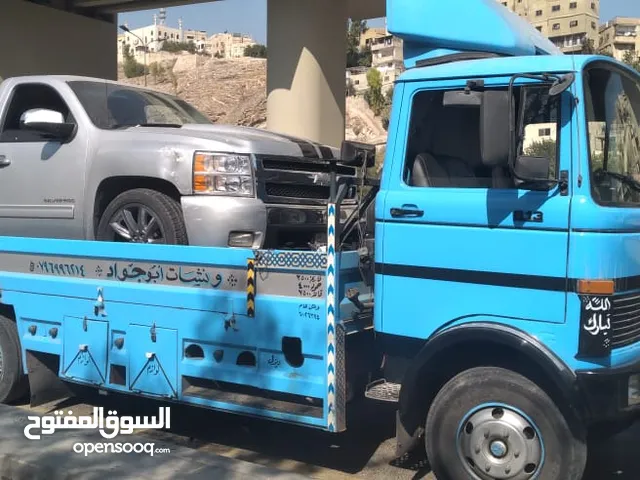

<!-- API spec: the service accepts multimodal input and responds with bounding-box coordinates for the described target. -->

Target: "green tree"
[245,44,267,58]
[622,50,640,72]
[364,68,385,115]
[580,38,597,54]
[525,138,557,177]
[380,88,393,131]
[161,41,196,54]
[347,19,369,68]
[122,44,147,79]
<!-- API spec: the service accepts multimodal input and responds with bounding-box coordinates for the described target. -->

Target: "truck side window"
[403,86,560,189]
[0,84,74,143]
[585,67,640,206]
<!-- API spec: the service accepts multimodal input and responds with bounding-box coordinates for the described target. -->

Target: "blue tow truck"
[1,1,639,478]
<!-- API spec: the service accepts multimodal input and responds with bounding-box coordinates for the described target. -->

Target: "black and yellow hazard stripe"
[246,258,256,317]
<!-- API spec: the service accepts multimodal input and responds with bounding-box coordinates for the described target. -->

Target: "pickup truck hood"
[133,123,341,160]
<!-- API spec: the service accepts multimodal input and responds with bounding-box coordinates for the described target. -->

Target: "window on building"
[570,20,579,28]
[553,23,561,30]
[538,128,552,137]
[536,10,543,16]
[402,85,559,189]
[591,2,596,10]
[536,26,543,32]
[552,5,560,12]
[592,21,597,29]
[570,2,577,8]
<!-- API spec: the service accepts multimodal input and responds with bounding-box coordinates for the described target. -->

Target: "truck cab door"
[0,82,87,239]
[376,78,572,339]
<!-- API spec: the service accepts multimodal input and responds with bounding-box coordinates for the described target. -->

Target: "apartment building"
[360,27,387,50]
[370,33,404,92]
[497,0,600,53]
[599,17,640,62]
[208,33,256,59]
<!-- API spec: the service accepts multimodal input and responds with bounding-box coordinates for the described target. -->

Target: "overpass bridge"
[0,0,385,146]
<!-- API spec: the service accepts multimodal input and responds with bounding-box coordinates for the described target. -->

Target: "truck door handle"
[0,155,10,167]
[390,206,424,218]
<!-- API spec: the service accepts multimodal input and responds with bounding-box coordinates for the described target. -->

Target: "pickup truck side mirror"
[20,108,76,141]
[340,140,376,168]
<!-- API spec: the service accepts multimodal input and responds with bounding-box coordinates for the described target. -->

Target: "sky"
[118,0,640,46]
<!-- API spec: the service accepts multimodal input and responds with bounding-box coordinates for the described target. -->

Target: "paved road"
[11,389,639,479]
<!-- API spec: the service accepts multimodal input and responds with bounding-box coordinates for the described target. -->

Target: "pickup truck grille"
[611,292,640,349]
[265,184,330,200]
[256,154,357,205]
[262,158,356,176]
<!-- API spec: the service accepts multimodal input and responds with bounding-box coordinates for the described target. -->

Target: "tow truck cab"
[365,1,640,479]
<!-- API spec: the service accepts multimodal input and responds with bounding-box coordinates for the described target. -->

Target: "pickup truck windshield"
[67,80,212,129]
[585,66,640,206]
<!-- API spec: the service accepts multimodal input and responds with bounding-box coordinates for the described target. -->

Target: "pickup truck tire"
[424,366,587,480]
[96,189,188,245]
[0,315,29,404]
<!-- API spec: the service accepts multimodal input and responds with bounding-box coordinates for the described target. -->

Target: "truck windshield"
[67,80,212,129]
[585,66,640,206]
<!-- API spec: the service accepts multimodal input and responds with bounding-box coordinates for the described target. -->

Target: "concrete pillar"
[267,0,347,148]
[0,0,117,81]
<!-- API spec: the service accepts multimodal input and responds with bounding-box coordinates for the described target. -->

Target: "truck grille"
[611,292,640,349]
[256,154,358,205]
[265,183,330,200]
[262,158,356,176]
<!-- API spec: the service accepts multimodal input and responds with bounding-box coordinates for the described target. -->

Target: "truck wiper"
[136,123,182,128]
[595,169,640,192]
[105,123,183,129]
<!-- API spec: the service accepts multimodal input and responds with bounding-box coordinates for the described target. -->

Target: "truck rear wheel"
[0,315,29,404]
[96,189,188,245]
[425,366,587,480]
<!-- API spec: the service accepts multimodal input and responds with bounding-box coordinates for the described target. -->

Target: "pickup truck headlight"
[193,152,254,196]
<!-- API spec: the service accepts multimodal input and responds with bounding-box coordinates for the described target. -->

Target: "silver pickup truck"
[0,75,360,249]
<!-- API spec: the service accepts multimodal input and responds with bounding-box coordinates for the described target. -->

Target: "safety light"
[577,279,614,295]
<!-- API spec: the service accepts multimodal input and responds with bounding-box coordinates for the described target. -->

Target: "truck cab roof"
[396,54,630,84]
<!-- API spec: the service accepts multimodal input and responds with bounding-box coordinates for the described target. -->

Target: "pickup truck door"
[377,79,573,340]
[0,82,87,239]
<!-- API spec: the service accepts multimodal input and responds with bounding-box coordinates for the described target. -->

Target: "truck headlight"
[193,152,254,196]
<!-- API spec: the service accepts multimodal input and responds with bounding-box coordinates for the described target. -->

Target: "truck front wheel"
[425,366,587,480]
[0,315,29,404]
[96,189,188,245]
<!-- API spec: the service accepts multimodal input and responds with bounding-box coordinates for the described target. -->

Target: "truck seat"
[410,152,478,187]
[409,104,486,188]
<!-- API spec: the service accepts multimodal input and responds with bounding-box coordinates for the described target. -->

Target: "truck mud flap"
[26,350,73,407]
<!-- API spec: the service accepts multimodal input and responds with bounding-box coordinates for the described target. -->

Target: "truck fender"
[394,322,584,457]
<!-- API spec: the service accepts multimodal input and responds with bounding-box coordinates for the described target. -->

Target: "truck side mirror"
[340,140,376,168]
[20,108,76,141]
[480,90,512,169]
[513,155,552,190]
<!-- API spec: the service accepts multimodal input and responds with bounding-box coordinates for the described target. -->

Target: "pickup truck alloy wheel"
[109,205,165,243]
[96,189,188,245]
[0,315,29,404]
[424,366,587,480]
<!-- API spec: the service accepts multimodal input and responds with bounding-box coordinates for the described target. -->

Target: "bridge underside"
[1,0,385,146]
